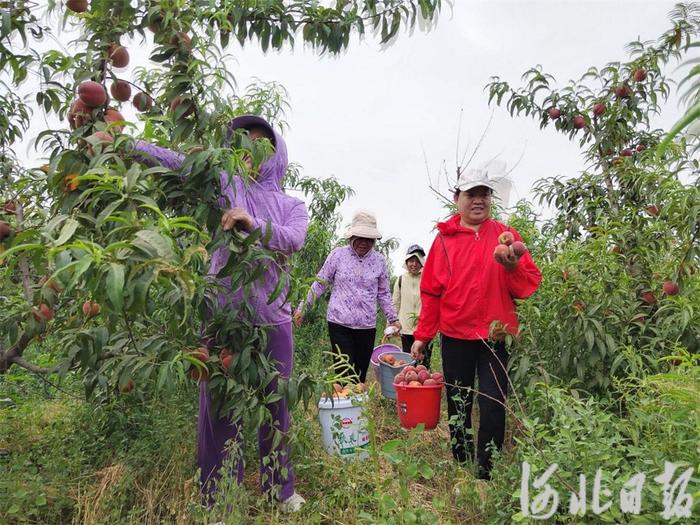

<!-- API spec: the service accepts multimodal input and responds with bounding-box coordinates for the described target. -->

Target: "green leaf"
[54,218,80,246]
[63,255,93,292]
[419,464,434,479]
[132,230,175,260]
[381,439,401,454]
[107,263,125,312]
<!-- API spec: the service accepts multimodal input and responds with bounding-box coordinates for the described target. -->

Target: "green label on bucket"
[340,442,369,455]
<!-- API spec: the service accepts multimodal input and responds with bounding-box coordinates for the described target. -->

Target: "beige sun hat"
[344,210,382,239]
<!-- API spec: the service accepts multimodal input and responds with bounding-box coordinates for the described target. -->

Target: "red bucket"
[394,383,444,430]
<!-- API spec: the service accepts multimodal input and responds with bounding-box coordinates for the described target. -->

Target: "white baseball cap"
[455,167,497,193]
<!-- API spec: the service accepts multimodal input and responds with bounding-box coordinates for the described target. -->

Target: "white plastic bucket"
[318,394,369,459]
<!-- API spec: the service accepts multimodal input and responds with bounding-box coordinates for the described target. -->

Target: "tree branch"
[10,355,60,374]
[14,201,33,303]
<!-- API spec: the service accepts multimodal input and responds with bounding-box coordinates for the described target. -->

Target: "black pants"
[441,335,508,480]
[328,321,376,383]
[400,334,433,370]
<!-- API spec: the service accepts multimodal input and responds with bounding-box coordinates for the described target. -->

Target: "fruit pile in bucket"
[379,354,409,367]
[393,364,444,387]
[320,383,367,400]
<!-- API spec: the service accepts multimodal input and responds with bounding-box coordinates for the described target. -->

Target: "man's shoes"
[279,492,306,513]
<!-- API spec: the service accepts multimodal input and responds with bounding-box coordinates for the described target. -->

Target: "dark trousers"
[441,335,508,480]
[328,321,376,383]
[399,334,433,369]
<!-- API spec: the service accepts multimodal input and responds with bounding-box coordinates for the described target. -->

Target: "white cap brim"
[456,179,497,193]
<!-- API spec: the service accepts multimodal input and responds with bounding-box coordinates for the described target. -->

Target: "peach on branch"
[592,102,606,116]
[78,81,107,108]
[108,44,130,68]
[0,221,11,241]
[547,107,561,120]
[132,92,153,112]
[110,80,132,102]
[68,99,93,128]
[66,0,88,12]
[662,281,679,296]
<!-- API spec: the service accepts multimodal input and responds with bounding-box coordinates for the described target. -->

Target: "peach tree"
[0,0,443,419]
[487,4,700,392]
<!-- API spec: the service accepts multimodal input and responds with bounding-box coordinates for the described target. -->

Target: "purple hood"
[135,120,309,325]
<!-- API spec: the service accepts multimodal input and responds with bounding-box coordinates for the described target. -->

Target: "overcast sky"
[16,0,687,271]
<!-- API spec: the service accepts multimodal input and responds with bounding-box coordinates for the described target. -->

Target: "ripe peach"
[620,148,633,157]
[614,84,632,98]
[169,32,192,52]
[189,346,210,363]
[417,370,430,383]
[431,372,444,382]
[512,241,526,257]
[573,115,586,129]
[393,374,405,385]
[33,303,54,321]
[547,107,561,120]
[640,291,656,305]
[103,108,125,132]
[146,13,163,33]
[423,378,437,386]
[87,131,114,155]
[408,380,421,386]
[404,365,416,374]
[633,68,647,82]
[120,379,135,393]
[416,364,427,373]
[494,244,510,262]
[592,102,605,116]
[636,144,646,152]
[108,44,130,68]
[68,98,92,128]
[333,383,343,393]
[78,81,107,108]
[0,221,10,241]
[662,281,679,296]
[221,354,234,369]
[110,80,132,102]
[82,300,95,317]
[66,0,88,13]
[169,96,194,117]
[132,92,153,112]
[397,359,407,366]
[645,205,659,216]
[2,201,16,214]
[405,371,419,383]
[498,231,514,246]
[190,367,208,382]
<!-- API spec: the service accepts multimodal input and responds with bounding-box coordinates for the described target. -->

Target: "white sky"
[14,0,687,272]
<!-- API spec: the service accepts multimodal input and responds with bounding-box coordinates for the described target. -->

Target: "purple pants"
[197,322,295,504]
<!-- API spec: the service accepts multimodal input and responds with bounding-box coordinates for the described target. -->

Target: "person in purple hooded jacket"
[134,115,308,513]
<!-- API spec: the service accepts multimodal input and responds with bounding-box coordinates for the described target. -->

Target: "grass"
[1,346,507,525]
[4,358,698,524]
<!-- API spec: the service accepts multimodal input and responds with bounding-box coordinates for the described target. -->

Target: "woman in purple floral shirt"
[294,210,400,382]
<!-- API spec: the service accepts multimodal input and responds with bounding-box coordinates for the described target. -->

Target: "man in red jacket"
[411,168,542,480]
